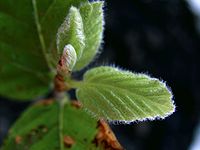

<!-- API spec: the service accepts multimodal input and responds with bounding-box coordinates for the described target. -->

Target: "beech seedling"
[0,0,175,149]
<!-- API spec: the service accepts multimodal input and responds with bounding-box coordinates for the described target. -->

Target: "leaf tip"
[56,5,85,59]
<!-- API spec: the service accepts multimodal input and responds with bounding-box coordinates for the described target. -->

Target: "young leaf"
[76,66,175,122]
[0,0,86,100]
[2,100,105,150]
[74,1,104,70]
[57,6,85,60]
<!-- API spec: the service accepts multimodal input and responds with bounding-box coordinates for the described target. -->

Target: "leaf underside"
[76,66,175,122]
[57,6,85,60]
[74,2,104,70]
[2,100,104,150]
[0,0,87,100]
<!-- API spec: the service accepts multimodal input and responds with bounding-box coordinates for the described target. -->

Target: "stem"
[54,74,68,92]
[58,98,67,150]
[66,79,83,89]
[32,0,53,70]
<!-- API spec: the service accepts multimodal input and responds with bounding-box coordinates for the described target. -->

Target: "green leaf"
[0,0,86,100]
[76,66,175,122]
[74,1,104,70]
[2,100,104,150]
[57,6,85,60]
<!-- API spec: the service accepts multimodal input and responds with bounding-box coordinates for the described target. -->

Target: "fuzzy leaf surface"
[0,0,86,100]
[57,6,85,60]
[76,66,175,122]
[74,2,104,70]
[2,100,104,150]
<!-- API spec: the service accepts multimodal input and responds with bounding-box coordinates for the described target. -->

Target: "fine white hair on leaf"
[82,102,175,125]
[76,65,176,124]
[56,6,85,60]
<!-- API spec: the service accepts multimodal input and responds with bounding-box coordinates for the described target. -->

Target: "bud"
[57,44,77,76]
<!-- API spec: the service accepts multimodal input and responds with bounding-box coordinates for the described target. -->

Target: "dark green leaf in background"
[2,100,103,150]
[0,0,87,100]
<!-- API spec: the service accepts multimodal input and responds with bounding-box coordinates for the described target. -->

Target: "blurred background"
[1,0,200,149]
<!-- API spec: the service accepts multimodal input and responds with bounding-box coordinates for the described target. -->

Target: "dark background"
[1,0,200,150]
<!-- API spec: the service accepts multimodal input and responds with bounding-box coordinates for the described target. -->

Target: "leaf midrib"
[32,0,52,71]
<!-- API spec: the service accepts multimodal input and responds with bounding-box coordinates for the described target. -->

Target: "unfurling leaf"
[57,6,85,60]
[76,66,175,122]
[74,1,104,70]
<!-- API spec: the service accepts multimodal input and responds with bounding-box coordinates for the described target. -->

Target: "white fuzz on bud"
[57,44,77,76]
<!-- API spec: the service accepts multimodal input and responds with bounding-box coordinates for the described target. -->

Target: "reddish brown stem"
[54,74,66,92]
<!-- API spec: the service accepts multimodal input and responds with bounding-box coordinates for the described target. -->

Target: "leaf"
[74,1,104,70]
[2,100,106,150]
[76,66,175,122]
[0,0,87,100]
[57,6,85,60]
